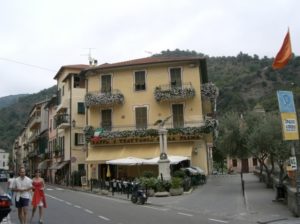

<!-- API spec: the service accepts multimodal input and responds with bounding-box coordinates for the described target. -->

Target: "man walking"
[12,167,33,224]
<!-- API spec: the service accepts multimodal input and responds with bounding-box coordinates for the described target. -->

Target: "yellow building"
[82,57,216,180]
[52,64,89,185]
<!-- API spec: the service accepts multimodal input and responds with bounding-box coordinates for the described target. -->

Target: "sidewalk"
[243,173,297,223]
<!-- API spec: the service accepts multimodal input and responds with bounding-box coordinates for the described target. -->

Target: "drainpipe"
[69,76,73,186]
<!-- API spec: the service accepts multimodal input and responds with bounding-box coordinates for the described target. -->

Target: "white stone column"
[158,128,171,181]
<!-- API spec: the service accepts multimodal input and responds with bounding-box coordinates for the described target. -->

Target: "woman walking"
[30,170,47,224]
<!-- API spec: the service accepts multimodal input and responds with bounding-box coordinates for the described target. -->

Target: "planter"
[154,191,170,197]
[169,187,183,196]
[146,189,155,197]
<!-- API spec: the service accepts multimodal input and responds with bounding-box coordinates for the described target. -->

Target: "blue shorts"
[15,197,29,208]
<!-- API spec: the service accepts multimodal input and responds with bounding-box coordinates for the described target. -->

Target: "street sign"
[290,156,298,170]
[277,91,296,113]
[277,91,299,140]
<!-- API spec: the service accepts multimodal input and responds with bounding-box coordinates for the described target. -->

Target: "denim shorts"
[15,197,29,208]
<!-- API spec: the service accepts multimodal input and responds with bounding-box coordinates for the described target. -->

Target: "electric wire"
[0,57,56,72]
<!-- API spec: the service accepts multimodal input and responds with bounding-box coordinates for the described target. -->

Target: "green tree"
[247,112,290,187]
[216,112,250,189]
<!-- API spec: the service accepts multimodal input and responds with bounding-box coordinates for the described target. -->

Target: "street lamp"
[154,115,172,181]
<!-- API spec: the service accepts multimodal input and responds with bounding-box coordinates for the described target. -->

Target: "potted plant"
[154,179,171,197]
[169,177,183,196]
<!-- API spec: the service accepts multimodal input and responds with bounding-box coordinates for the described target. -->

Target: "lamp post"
[155,115,172,181]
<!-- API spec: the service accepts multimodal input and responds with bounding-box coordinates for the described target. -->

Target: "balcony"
[85,90,124,107]
[28,114,41,130]
[28,132,39,143]
[56,98,70,113]
[154,82,195,102]
[84,118,216,145]
[55,114,70,129]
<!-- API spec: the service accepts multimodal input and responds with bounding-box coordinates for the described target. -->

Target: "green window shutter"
[75,133,78,146]
[78,102,85,114]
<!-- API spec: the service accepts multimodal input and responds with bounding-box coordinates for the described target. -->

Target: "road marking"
[98,215,110,221]
[84,209,93,214]
[142,205,169,211]
[46,188,53,191]
[65,201,72,205]
[208,218,229,223]
[177,212,193,217]
[81,192,127,203]
[74,205,81,209]
[56,188,64,190]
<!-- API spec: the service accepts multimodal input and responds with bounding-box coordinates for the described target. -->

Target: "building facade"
[51,65,89,185]
[82,57,216,180]
[0,149,9,170]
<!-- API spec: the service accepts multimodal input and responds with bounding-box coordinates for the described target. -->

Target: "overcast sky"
[0,0,299,97]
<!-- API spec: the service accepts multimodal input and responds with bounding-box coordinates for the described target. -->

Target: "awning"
[86,143,193,163]
[143,155,189,165]
[49,161,69,170]
[38,160,50,170]
[106,157,147,165]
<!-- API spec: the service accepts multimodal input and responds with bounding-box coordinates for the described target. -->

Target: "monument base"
[158,159,171,181]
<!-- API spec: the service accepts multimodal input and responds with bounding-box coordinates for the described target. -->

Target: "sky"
[0,0,299,97]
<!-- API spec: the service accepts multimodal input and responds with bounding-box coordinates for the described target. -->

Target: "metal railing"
[55,114,70,127]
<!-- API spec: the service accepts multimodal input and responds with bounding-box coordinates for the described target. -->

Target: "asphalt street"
[1,174,297,224]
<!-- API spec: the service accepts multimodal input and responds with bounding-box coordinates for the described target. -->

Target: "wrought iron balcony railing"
[55,114,70,128]
[154,82,195,102]
[85,89,124,107]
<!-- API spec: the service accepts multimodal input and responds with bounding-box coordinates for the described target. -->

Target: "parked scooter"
[130,182,147,205]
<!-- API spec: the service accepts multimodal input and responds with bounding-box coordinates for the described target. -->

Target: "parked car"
[0,193,11,222]
[0,174,7,182]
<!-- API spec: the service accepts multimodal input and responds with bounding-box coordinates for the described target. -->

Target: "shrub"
[172,170,185,179]
[155,179,171,192]
[140,177,157,189]
[171,177,183,189]
[143,171,155,178]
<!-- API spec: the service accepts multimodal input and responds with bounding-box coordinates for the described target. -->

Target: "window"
[135,107,147,129]
[50,119,53,132]
[101,109,112,131]
[62,85,65,96]
[232,159,238,167]
[57,89,61,105]
[134,71,146,91]
[172,104,184,128]
[75,133,85,145]
[170,67,182,88]
[253,158,258,166]
[77,102,85,114]
[74,74,85,88]
[101,75,112,93]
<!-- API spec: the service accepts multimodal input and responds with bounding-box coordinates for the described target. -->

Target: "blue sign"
[277,91,296,113]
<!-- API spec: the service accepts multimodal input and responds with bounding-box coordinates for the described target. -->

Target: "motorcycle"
[130,182,147,205]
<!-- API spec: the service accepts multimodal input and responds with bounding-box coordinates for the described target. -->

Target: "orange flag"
[272,30,292,69]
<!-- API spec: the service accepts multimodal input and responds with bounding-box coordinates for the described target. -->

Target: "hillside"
[0,86,56,150]
[0,94,28,109]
